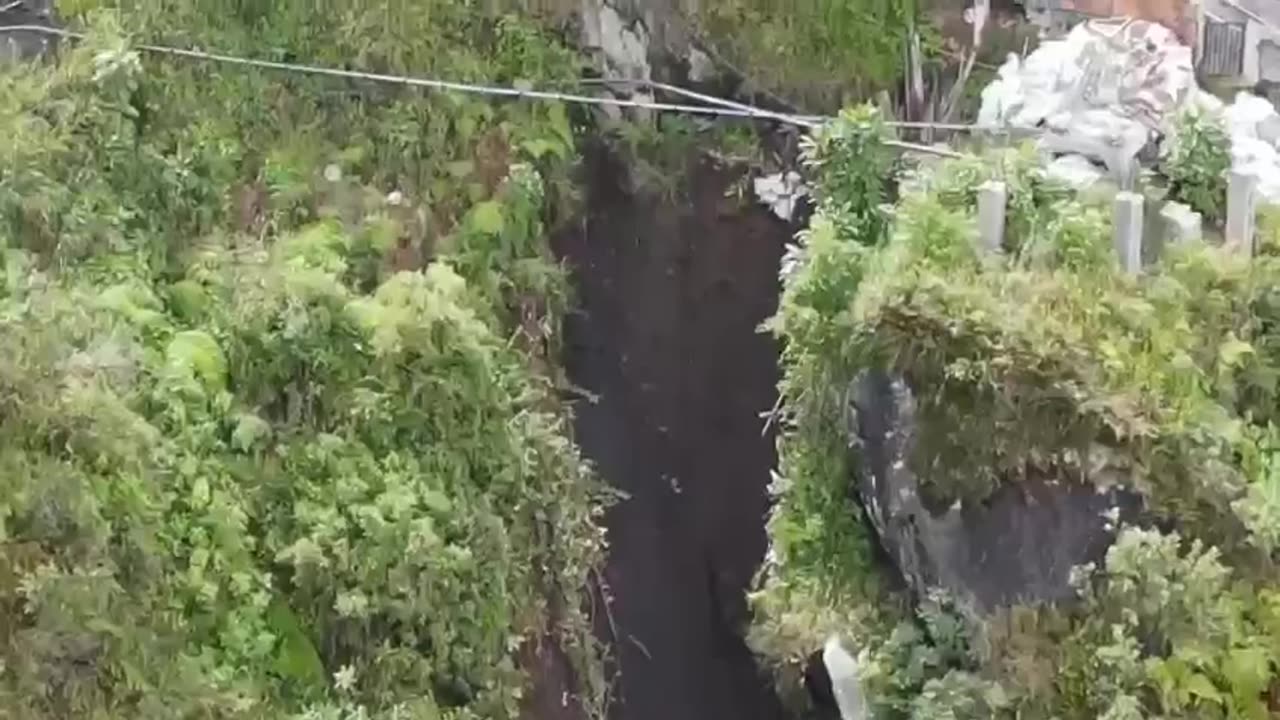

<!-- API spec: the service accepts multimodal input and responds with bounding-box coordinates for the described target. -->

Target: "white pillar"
[1227,170,1257,255]
[977,180,1007,254]
[969,0,990,47]
[1114,192,1144,274]
[824,636,868,720]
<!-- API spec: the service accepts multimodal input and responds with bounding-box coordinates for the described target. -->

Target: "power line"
[1,25,823,125]
[0,23,970,157]
[578,78,1036,135]
[576,77,828,126]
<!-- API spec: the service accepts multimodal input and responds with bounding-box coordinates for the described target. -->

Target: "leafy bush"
[0,6,605,719]
[1162,109,1231,224]
[1003,527,1280,719]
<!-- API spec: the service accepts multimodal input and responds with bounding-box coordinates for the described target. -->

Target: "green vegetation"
[692,0,926,111]
[0,4,606,719]
[754,106,1280,718]
[688,0,1020,120]
[1163,109,1232,224]
[599,113,764,202]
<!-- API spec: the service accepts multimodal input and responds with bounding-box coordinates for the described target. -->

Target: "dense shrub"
[1163,108,1231,224]
[0,6,605,719]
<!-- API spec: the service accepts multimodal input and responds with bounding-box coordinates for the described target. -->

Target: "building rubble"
[979,17,1280,204]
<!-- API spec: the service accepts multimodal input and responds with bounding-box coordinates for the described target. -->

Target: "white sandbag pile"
[1224,92,1280,203]
[979,18,1195,186]
[1046,153,1108,190]
[978,17,1280,204]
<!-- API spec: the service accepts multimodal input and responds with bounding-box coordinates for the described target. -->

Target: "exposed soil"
[552,138,792,720]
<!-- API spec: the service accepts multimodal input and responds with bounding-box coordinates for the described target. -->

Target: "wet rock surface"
[850,371,1141,613]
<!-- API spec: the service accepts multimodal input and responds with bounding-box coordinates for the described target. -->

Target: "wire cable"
[0,25,824,124]
[0,23,970,157]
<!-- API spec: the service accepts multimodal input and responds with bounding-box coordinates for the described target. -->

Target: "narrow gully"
[553,138,794,720]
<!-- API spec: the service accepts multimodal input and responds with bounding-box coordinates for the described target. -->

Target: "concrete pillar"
[1160,201,1203,247]
[1243,20,1262,86]
[977,180,1007,254]
[1227,170,1257,255]
[1111,154,1139,193]
[969,0,990,47]
[1114,192,1144,274]
[824,636,868,720]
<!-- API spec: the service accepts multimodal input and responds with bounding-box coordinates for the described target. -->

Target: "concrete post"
[824,636,868,720]
[977,180,1007,254]
[1114,192,1144,274]
[1227,170,1257,255]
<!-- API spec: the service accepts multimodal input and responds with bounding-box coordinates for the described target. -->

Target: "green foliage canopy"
[0,5,604,719]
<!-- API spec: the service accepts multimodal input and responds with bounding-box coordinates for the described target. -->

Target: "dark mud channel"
[553,140,792,720]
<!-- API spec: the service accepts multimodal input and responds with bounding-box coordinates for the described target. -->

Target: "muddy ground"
[552,139,793,720]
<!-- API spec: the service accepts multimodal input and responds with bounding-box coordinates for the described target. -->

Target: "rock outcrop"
[849,371,1142,613]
